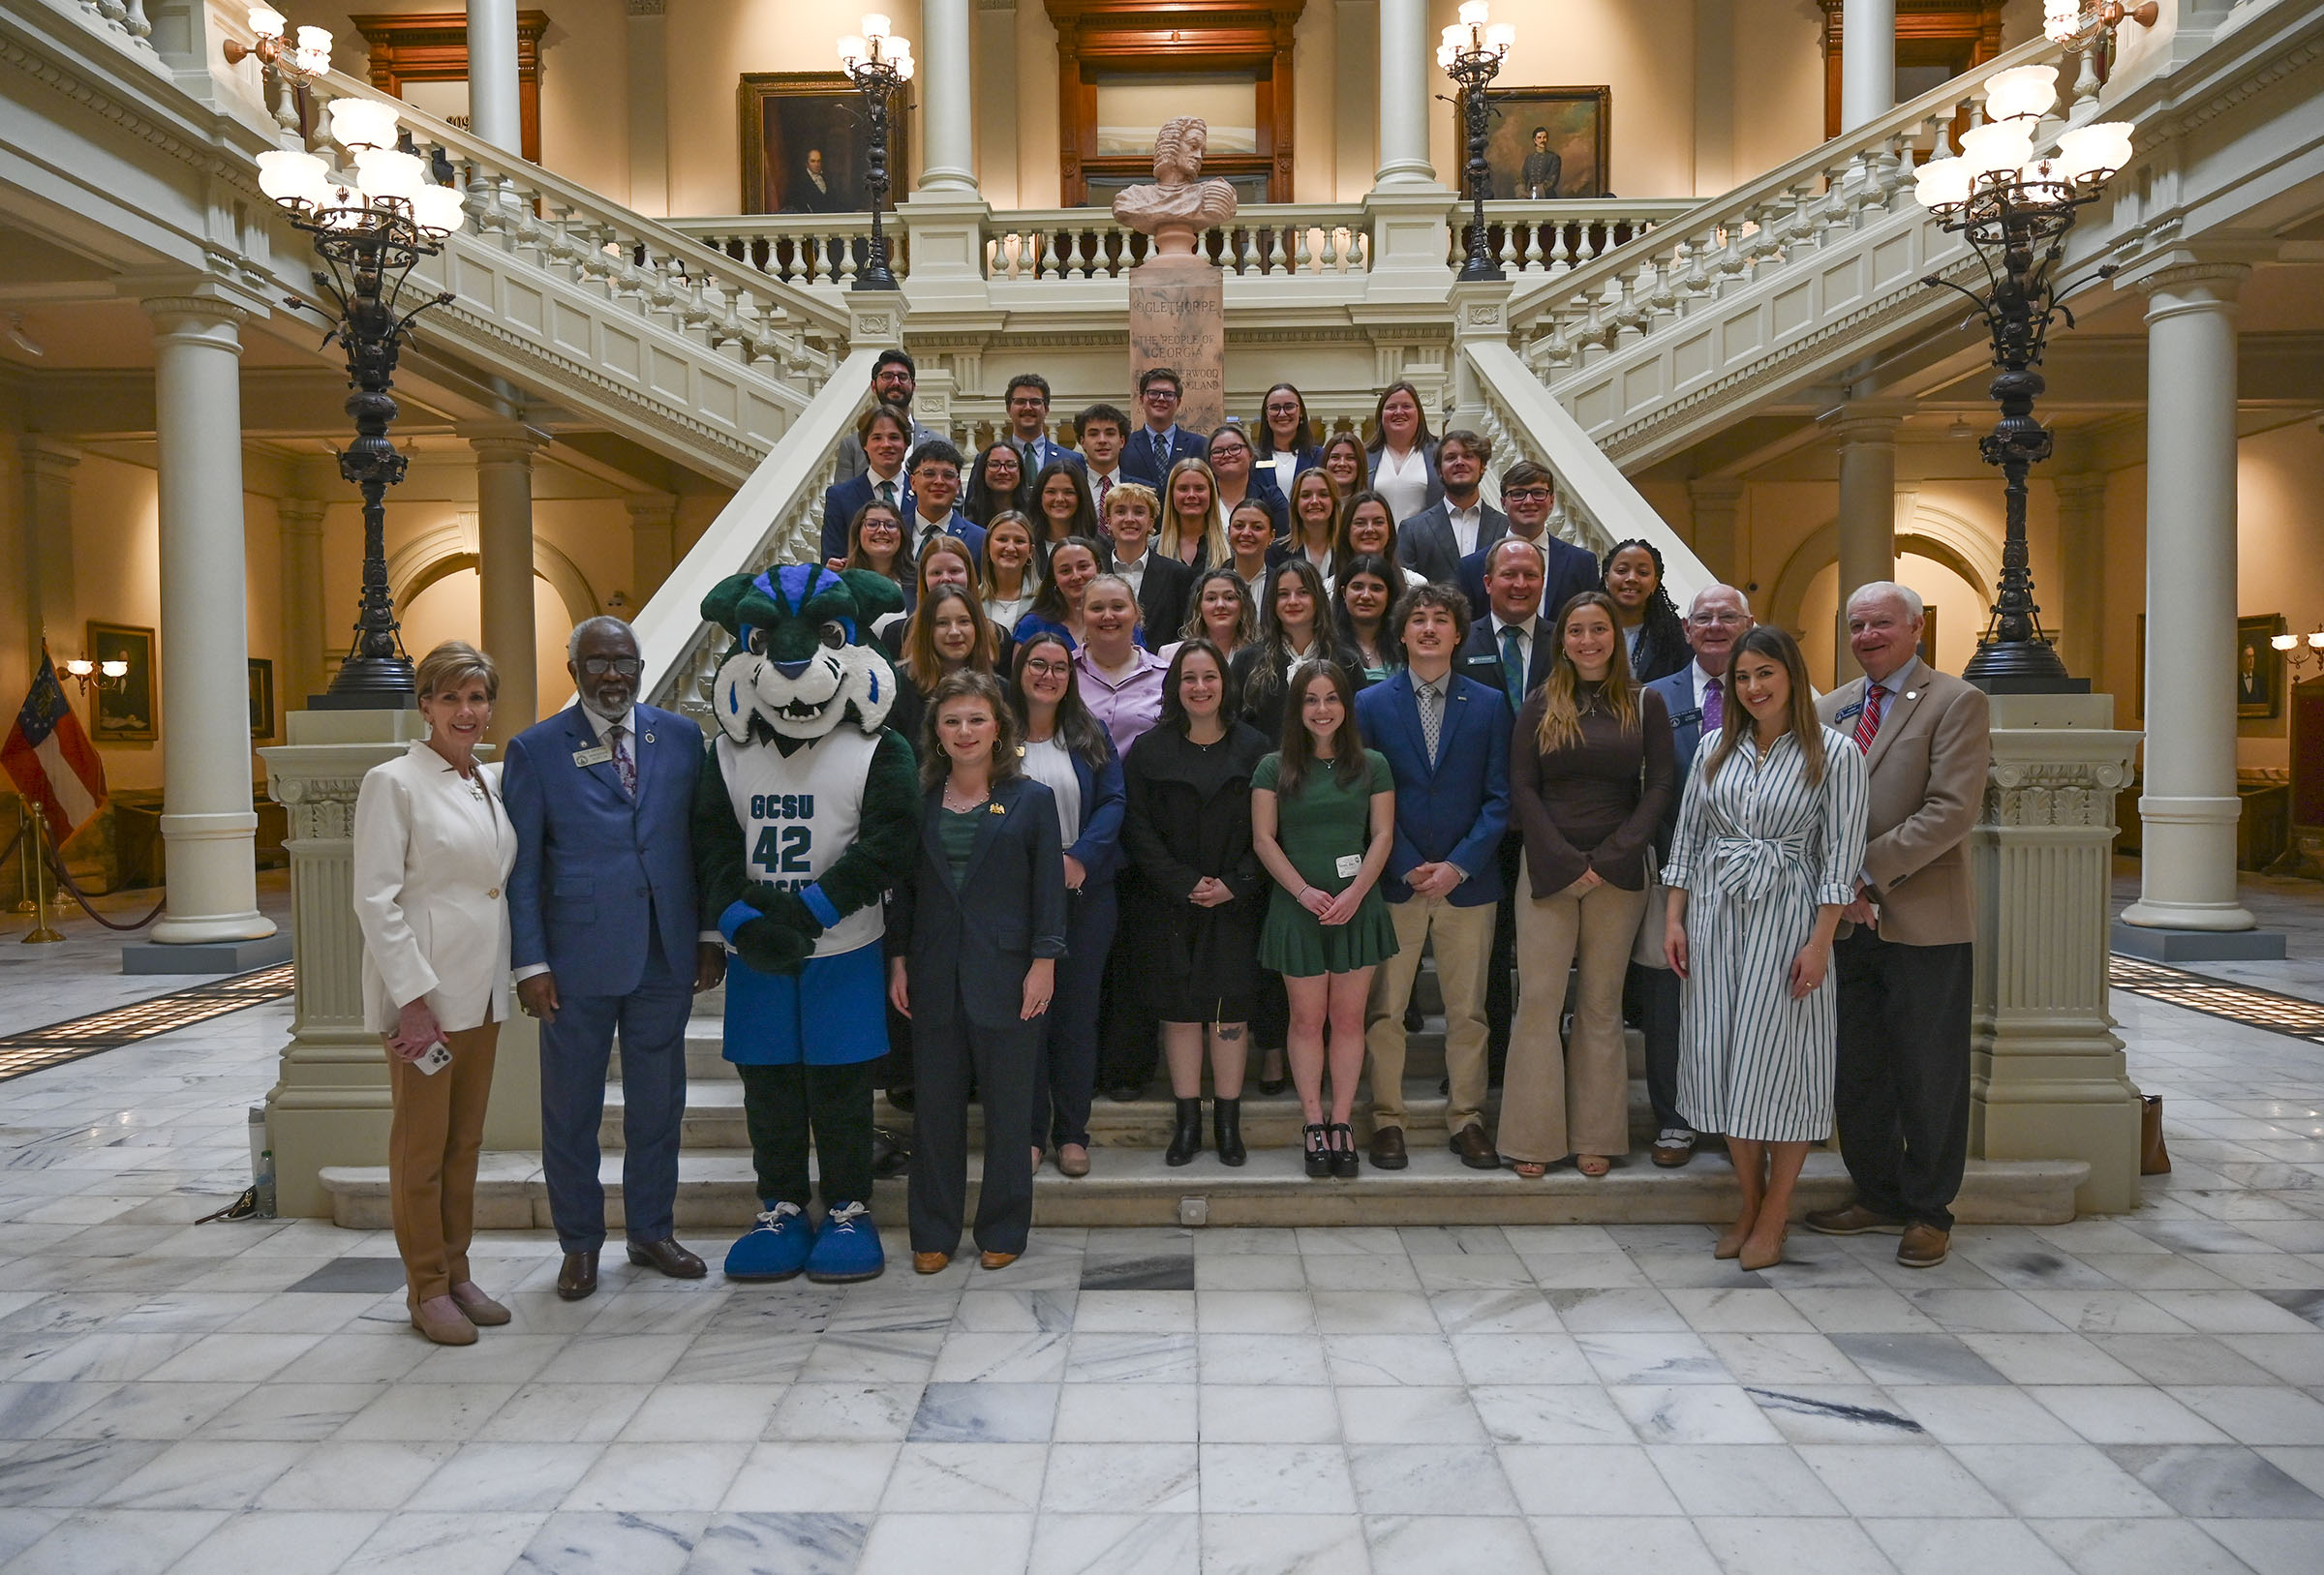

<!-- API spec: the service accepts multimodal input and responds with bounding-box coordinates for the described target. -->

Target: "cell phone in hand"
[413,1041,453,1075]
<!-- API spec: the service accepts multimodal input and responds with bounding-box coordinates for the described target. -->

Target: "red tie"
[1096,475,1113,509]
[1852,684,1886,755]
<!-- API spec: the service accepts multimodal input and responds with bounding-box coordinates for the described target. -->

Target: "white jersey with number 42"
[715,729,884,959]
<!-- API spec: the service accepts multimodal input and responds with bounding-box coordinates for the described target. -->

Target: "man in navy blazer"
[504,619,723,1299]
[1633,584,1752,1167]
[901,439,987,566]
[1356,584,1511,1171]
[1122,368,1209,485]
[1399,432,1507,586]
[821,404,915,564]
[1453,461,1599,621]
[1005,373,1085,474]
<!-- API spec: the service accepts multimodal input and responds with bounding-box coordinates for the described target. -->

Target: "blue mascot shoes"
[805,1199,886,1283]
[724,1200,813,1282]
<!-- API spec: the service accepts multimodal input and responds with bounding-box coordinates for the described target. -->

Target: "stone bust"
[1111,116,1238,257]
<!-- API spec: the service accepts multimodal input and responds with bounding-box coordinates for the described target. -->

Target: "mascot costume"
[693,563,919,1282]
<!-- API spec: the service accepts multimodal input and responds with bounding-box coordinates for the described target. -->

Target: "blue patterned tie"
[1500,625,1525,708]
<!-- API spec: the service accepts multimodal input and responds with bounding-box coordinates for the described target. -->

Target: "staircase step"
[316,1150,2089,1231]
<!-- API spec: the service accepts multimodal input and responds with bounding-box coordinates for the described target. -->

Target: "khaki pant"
[1364,895,1496,1135]
[1498,867,1646,1163]
[384,1021,498,1303]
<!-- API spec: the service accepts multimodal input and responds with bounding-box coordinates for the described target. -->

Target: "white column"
[1841,0,1896,132]
[2054,473,2108,680]
[627,493,678,606]
[468,426,548,741]
[20,438,79,651]
[1373,0,1434,188]
[277,497,328,708]
[467,0,521,154]
[144,296,274,946]
[627,0,669,214]
[1688,478,1746,588]
[2123,263,2251,932]
[1836,413,1899,677]
[916,0,977,195]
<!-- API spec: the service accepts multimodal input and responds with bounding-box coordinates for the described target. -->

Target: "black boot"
[1214,1098,1246,1167]
[1165,1098,1205,1166]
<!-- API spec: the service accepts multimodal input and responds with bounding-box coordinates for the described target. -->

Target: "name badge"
[572,745,614,768]
[1673,709,1702,728]
[1833,701,1865,723]
[1334,854,1362,880]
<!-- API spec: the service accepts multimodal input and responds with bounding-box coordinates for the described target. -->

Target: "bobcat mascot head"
[701,564,904,748]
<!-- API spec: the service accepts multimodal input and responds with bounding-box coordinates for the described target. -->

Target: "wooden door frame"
[346,11,551,165]
[1818,0,2004,140]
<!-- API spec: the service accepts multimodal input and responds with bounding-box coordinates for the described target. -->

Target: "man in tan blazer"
[1806,582,1990,1269]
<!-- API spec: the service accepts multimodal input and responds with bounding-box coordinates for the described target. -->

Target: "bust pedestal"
[1969,692,2144,1214]
[1126,237,1226,437]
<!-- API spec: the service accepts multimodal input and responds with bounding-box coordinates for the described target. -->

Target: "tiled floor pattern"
[0,945,2322,1568]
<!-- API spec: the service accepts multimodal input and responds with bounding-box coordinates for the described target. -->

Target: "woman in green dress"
[1252,658,1398,1178]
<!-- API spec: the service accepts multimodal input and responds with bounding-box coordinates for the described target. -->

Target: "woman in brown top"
[1500,591,1677,1177]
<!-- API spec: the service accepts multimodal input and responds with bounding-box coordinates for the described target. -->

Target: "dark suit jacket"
[502,703,703,997]
[1365,438,1444,513]
[1455,532,1603,631]
[904,511,988,568]
[1401,499,1510,587]
[822,470,911,564]
[1455,616,1558,714]
[1642,664,1710,853]
[1123,426,1209,487]
[1112,551,1194,646]
[1354,670,1511,906]
[889,775,1069,1030]
[1018,435,1085,474]
[833,416,944,482]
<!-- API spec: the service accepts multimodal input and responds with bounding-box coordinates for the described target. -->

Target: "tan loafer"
[1897,1224,1950,1268]
[912,1252,951,1275]
[410,1295,478,1346]
[1057,1144,1091,1177]
[979,1251,1019,1271]
[449,1283,510,1326]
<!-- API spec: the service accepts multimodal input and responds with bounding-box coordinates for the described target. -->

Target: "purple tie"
[1702,678,1722,734]
[611,725,637,798]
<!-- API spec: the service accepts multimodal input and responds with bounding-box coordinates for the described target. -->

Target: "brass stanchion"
[21,817,64,945]
[11,803,37,914]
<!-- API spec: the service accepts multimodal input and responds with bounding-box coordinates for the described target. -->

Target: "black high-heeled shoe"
[1258,1047,1289,1097]
[1303,1123,1331,1179]
[1328,1123,1360,1179]
[1165,1098,1205,1166]
[1214,1098,1246,1166]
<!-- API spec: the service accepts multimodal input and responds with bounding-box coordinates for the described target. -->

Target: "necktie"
[1500,625,1525,708]
[876,478,896,508]
[1852,683,1887,755]
[1701,676,1723,734]
[1418,682,1442,765]
[1096,475,1113,510]
[610,725,637,798]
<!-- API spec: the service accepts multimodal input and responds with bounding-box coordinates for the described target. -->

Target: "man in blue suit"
[1634,583,1752,1168]
[1122,367,1209,485]
[1454,461,1600,624]
[1005,373,1085,474]
[901,439,986,566]
[505,618,723,1300]
[820,404,914,565]
[1356,583,1511,1171]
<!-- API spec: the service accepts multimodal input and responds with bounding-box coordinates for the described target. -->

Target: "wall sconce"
[2271,626,2324,681]
[2044,0,2159,48]
[60,657,131,695]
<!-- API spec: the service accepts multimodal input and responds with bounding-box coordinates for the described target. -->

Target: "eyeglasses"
[1688,613,1749,627]
[1266,402,1301,414]
[1503,487,1552,501]
[1023,658,1071,677]
[580,657,643,677]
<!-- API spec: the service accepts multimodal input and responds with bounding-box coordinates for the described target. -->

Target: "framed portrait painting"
[1468,85,1612,200]
[2238,614,2285,720]
[86,621,156,742]
[249,658,276,742]
[739,74,904,216]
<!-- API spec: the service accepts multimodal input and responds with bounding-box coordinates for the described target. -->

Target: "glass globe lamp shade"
[413,183,468,235]
[293,26,331,73]
[2043,0,2082,42]
[63,659,94,680]
[837,35,864,65]
[1983,64,2060,123]
[327,96,400,153]
[1485,22,1514,52]
[895,53,915,81]
[100,659,129,680]
[860,12,890,40]
[2055,121,2134,183]
[1960,120,2034,178]
[2274,634,2301,652]
[246,6,285,41]
[1911,155,1973,211]
[1458,0,1489,25]
[258,148,330,208]
[2308,630,2324,650]
[354,147,425,205]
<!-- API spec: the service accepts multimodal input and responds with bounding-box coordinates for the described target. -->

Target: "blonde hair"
[1156,457,1229,566]
[1532,591,1639,755]
[415,640,499,701]
[1104,480,1161,530]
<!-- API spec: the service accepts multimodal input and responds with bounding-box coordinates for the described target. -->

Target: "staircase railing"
[637,353,879,716]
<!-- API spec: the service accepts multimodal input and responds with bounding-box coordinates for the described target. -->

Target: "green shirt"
[938,805,984,888]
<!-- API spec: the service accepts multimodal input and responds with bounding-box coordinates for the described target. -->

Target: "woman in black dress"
[1121,639,1271,1166]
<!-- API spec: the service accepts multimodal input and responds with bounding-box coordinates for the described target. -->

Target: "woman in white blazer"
[352,641,520,1346]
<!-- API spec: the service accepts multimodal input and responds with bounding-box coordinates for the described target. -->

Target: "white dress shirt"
[1447,500,1484,559]
[1112,547,1149,599]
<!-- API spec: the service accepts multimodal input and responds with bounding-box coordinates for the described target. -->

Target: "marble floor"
[2,902,2323,1571]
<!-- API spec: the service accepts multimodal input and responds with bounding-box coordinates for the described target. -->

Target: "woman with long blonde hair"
[1500,591,1677,1181]
[1157,456,1229,568]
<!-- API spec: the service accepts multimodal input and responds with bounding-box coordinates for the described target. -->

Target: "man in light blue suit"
[504,618,724,1300]
[1356,582,1512,1172]
[1634,583,1752,1168]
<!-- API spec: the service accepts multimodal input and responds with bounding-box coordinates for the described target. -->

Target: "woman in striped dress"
[1661,625,1866,1270]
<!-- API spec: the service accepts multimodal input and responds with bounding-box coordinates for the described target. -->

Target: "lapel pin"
[989,802,1006,815]
[644,732,655,743]
[1905,691,1918,702]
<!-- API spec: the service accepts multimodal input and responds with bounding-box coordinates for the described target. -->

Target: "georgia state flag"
[2,648,106,846]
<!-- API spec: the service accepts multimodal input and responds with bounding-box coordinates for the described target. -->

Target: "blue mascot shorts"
[721,940,890,1067]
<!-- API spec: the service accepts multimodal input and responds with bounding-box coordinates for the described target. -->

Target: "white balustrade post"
[917,0,977,196]
[466,424,550,742]
[1835,411,1899,676]
[467,0,522,154]
[2121,263,2262,939]
[139,295,277,956]
[1842,0,1896,132]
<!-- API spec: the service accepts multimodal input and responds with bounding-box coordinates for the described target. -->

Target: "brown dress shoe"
[410,1296,479,1346]
[912,1251,951,1275]
[1368,1126,1410,1170]
[1650,1130,1697,1168]
[1449,1125,1500,1170]
[979,1251,1019,1271]
[1057,1144,1091,1177]
[557,1250,599,1301]
[450,1284,511,1325]
[627,1238,708,1279]
[1896,1224,1950,1268]
[1802,1202,1906,1236]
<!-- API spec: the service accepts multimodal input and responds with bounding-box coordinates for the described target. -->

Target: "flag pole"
[10,803,35,914]
[21,814,62,945]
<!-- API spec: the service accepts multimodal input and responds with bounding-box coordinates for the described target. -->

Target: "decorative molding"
[1986,759,2136,828]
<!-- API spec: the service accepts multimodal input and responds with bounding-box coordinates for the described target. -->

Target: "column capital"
[625,492,678,530]
[18,436,81,476]
[2051,472,2110,511]
[1688,476,1745,508]
[1824,409,1905,446]
[2127,258,2251,309]
[277,496,329,533]
[458,422,553,461]
[138,293,255,333]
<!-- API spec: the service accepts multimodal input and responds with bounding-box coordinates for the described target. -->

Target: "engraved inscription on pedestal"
[1115,117,1235,436]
